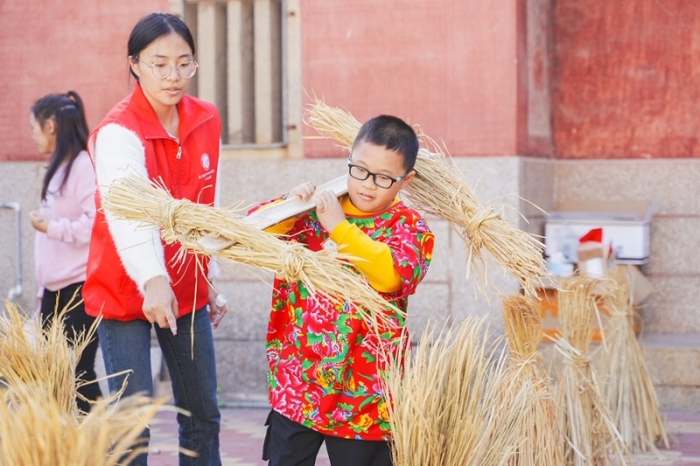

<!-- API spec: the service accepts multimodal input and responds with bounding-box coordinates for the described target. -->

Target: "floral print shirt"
[262,196,434,440]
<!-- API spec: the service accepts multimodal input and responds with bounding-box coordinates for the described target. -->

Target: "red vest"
[83,83,221,321]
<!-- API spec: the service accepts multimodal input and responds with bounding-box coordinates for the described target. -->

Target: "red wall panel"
[0,1,169,161]
[552,1,700,159]
[299,1,525,158]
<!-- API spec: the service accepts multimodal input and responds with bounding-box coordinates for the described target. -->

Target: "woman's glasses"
[138,59,198,79]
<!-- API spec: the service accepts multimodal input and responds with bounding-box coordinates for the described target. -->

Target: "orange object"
[536,287,640,342]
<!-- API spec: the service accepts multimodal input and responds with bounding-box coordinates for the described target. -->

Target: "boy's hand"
[287,182,316,202]
[314,190,345,232]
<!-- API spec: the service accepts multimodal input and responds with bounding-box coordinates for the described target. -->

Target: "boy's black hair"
[31,91,89,201]
[127,12,195,81]
[352,115,419,171]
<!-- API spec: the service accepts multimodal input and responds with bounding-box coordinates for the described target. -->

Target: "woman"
[29,90,102,413]
[82,12,228,465]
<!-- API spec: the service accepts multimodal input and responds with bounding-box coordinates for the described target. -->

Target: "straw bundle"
[304,99,549,297]
[102,175,402,334]
[502,294,564,465]
[382,316,540,466]
[0,298,91,416]
[598,266,669,453]
[0,382,166,465]
[553,277,627,465]
[0,299,167,465]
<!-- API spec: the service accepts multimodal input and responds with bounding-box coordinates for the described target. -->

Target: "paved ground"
[149,405,329,466]
[146,406,700,465]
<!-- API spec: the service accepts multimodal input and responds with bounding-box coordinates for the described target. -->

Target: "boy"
[255,115,434,466]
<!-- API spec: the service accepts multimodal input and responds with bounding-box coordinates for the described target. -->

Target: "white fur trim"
[94,123,168,292]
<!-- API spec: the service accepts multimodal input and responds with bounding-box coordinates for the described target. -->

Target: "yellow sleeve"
[329,220,401,293]
[255,199,298,234]
[263,216,298,235]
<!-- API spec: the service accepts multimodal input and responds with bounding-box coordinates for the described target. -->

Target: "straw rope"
[102,175,403,334]
[598,266,669,454]
[304,99,549,297]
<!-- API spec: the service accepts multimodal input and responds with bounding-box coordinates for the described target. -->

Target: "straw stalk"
[0,299,167,465]
[502,294,564,465]
[553,277,627,465]
[598,265,669,454]
[304,99,550,297]
[382,316,541,466]
[102,175,403,337]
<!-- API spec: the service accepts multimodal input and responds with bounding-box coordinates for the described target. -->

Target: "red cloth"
[83,83,221,321]
[579,227,603,243]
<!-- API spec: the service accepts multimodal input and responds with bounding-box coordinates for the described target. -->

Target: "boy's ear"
[401,170,416,184]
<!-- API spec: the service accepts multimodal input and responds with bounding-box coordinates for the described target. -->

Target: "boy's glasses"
[138,59,199,79]
[347,160,409,189]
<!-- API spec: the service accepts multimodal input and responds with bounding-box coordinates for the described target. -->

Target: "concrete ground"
[146,406,700,466]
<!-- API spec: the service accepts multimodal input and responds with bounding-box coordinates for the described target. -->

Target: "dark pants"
[40,281,102,413]
[98,308,221,466]
[263,410,393,466]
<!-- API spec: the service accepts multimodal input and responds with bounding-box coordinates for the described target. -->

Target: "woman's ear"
[128,56,140,78]
[43,118,56,135]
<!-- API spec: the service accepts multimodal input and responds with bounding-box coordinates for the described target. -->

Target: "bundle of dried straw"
[553,277,627,465]
[598,266,669,454]
[0,296,90,416]
[382,316,540,466]
[304,99,549,297]
[102,175,402,333]
[502,294,564,465]
[0,299,166,465]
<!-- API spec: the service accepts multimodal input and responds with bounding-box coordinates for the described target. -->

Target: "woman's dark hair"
[127,12,196,81]
[31,91,89,201]
[352,115,419,172]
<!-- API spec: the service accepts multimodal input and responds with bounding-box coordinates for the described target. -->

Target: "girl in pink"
[29,90,102,413]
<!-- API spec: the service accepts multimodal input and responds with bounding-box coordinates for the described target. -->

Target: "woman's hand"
[29,210,49,233]
[207,283,228,329]
[143,275,179,335]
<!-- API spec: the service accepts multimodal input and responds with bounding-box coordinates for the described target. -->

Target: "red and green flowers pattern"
[266,201,434,440]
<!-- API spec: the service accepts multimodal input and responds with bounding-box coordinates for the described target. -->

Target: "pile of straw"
[102,175,402,333]
[598,266,669,453]
[0,298,90,416]
[0,299,166,465]
[502,294,564,465]
[304,99,549,297]
[382,316,540,466]
[0,381,165,465]
[553,277,627,465]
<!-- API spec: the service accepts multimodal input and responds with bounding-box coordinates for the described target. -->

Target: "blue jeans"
[98,308,221,465]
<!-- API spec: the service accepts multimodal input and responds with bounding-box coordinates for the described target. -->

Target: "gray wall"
[1,156,697,409]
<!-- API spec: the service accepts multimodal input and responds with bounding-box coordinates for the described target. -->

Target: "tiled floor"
[146,407,700,465]
[149,406,329,466]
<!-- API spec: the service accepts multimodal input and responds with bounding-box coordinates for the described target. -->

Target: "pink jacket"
[34,150,96,293]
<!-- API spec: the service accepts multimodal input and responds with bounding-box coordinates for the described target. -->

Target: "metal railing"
[0,202,22,300]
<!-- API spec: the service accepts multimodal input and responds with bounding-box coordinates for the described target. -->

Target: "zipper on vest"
[176,145,182,159]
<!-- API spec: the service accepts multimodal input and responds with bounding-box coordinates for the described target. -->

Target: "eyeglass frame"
[346,159,412,189]
[136,58,199,79]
